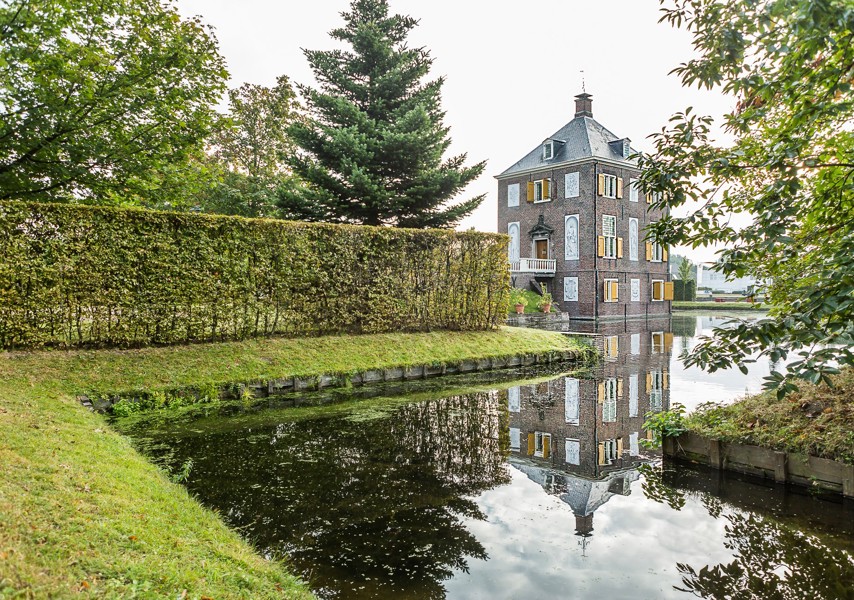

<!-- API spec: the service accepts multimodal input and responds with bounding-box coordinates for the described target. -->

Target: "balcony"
[509,257,556,275]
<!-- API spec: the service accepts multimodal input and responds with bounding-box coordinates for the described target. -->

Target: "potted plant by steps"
[509,288,527,314]
[538,292,553,313]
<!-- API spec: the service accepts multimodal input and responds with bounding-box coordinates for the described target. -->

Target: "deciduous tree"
[639,0,853,394]
[0,0,228,203]
[279,0,485,228]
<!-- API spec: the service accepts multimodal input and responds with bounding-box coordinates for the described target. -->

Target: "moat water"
[119,313,854,599]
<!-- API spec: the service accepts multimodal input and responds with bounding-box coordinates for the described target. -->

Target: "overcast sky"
[176,0,734,263]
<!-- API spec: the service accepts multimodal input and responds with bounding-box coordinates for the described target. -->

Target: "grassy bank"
[685,368,854,465]
[673,301,764,311]
[0,327,583,598]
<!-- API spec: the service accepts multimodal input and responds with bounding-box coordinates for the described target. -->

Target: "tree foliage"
[203,76,302,218]
[0,0,228,203]
[278,0,485,228]
[677,257,694,283]
[639,0,854,394]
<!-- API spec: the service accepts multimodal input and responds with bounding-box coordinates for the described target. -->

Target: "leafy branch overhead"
[279,0,485,228]
[638,0,854,394]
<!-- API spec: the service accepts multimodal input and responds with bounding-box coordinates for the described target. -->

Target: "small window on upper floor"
[543,141,554,160]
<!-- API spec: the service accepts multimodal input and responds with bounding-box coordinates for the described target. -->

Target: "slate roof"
[498,115,639,178]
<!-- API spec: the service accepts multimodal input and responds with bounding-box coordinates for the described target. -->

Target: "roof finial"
[580,70,586,93]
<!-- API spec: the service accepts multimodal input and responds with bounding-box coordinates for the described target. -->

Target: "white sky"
[176,0,735,263]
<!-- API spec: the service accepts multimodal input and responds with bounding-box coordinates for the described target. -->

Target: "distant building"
[697,262,758,294]
[496,93,672,320]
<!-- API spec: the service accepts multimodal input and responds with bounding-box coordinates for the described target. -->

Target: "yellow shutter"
[617,237,624,258]
[646,192,652,204]
[543,178,550,199]
[617,437,624,455]
[662,247,669,262]
[664,332,674,351]
[653,281,663,300]
[527,433,535,455]
[611,281,619,301]
[598,173,605,195]
[664,282,674,301]
[527,181,534,202]
[617,177,623,199]
[598,442,605,465]
[647,429,654,440]
[598,382,605,403]
[611,337,619,356]
[646,242,652,261]
[597,236,605,257]
[543,435,551,459]
[617,378,623,397]
[646,373,652,393]
[663,370,669,390]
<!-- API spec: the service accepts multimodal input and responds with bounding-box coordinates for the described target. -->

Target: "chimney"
[575,93,593,118]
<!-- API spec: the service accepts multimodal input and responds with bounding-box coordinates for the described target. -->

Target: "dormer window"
[542,141,554,160]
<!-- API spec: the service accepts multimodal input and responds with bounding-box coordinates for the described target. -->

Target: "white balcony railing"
[509,257,556,274]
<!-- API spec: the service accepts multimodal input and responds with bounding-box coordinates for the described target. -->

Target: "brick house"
[497,93,673,319]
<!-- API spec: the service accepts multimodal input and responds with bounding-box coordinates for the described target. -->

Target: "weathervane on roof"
[580,70,586,93]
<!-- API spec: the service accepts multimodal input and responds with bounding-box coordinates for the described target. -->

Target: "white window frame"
[651,241,664,262]
[565,172,580,198]
[651,331,665,354]
[652,279,665,301]
[603,174,618,199]
[565,438,581,465]
[534,431,552,458]
[602,215,617,258]
[564,377,580,425]
[649,370,664,412]
[604,335,619,360]
[508,222,520,262]
[543,141,554,160]
[533,178,552,203]
[507,183,520,207]
[604,277,619,303]
[630,278,641,302]
[629,217,639,261]
[603,378,618,423]
[629,178,639,203]
[563,276,578,302]
[603,439,619,464]
[564,214,579,261]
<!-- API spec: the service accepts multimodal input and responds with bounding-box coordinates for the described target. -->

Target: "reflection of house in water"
[506,318,672,547]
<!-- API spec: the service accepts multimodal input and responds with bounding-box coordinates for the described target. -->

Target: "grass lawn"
[673,301,765,311]
[684,368,854,465]
[0,327,584,598]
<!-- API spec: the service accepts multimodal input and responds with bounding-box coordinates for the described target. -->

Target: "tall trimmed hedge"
[0,202,509,348]
[674,279,696,301]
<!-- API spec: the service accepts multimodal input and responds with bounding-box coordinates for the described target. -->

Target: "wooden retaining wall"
[663,432,854,498]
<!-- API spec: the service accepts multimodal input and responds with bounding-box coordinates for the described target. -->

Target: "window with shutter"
[604,278,619,302]
[601,174,618,198]
[602,215,617,258]
[652,280,665,301]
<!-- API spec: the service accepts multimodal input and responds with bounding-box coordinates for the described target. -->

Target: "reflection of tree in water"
[670,315,698,340]
[676,512,854,599]
[639,464,854,599]
[154,391,510,600]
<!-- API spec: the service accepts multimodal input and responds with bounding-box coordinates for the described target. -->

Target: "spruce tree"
[278,0,485,228]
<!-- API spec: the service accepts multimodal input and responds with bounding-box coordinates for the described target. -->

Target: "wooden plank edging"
[663,432,854,498]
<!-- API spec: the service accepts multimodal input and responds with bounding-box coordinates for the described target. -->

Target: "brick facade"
[497,95,671,320]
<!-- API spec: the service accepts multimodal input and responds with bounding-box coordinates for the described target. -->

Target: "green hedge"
[0,201,509,348]
[673,279,696,301]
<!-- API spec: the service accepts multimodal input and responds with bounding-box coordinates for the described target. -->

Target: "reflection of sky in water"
[447,468,732,600]
[670,313,771,411]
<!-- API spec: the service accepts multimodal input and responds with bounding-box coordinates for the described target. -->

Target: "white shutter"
[565,439,581,465]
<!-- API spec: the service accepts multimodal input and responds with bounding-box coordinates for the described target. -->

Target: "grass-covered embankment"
[673,301,764,311]
[0,327,585,598]
[685,368,854,465]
